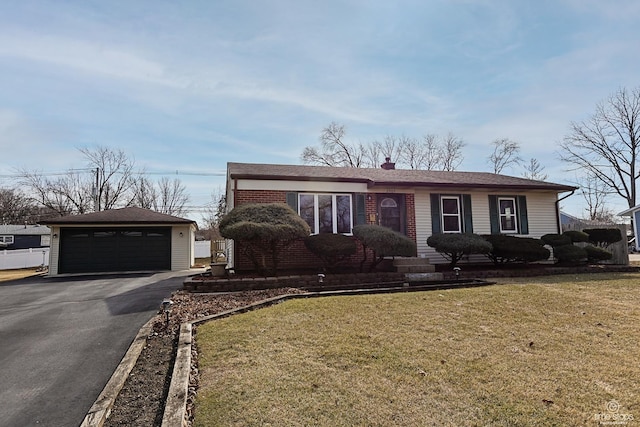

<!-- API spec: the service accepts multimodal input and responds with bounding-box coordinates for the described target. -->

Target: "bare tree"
[421,134,442,170]
[576,173,615,221]
[20,146,137,215]
[154,177,189,216]
[560,87,640,209]
[361,141,383,168]
[521,158,548,181]
[130,176,157,209]
[440,133,465,171]
[0,188,37,224]
[201,186,226,234]
[398,135,424,169]
[488,138,522,174]
[20,169,94,216]
[302,124,465,171]
[301,122,366,167]
[81,146,135,211]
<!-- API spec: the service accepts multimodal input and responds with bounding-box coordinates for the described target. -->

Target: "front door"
[378,194,405,234]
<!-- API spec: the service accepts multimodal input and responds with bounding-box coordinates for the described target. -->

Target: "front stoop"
[393,257,436,273]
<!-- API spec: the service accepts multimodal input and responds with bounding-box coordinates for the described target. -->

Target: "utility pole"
[94,167,100,212]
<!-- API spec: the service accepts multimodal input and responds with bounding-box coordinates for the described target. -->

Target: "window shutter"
[286,192,298,212]
[488,195,499,234]
[462,194,473,233]
[355,193,366,225]
[430,194,441,234]
[517,196,529,234]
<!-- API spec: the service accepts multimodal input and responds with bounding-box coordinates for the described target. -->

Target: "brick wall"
[231,189,418,273]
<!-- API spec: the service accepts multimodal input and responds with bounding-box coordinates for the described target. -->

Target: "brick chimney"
[381,157,395,170]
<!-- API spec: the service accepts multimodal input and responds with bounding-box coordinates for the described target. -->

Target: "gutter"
[555,190,576,233]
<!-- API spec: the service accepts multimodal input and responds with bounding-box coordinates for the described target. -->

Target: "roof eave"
[230,173,371,184]
[369,181,577,191]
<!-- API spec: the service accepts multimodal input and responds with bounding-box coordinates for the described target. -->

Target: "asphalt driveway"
[0,270,195,427]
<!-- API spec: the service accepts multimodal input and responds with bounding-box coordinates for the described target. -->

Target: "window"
[299,193,353,234]
[488,195,528,235]
[498,197,517,233]
[430,194,473,234]
[0,235,14,244]
[441,196,462,233]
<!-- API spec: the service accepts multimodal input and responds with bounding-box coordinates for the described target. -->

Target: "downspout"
[555,190,576,233]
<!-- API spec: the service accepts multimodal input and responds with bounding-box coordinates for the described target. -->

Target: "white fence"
[194,240,226,259]
[0,248,50,270]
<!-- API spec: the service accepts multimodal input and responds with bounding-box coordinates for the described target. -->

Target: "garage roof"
[42,206,196,225]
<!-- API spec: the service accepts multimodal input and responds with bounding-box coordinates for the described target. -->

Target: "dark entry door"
[59,227,171,273]
[378,194,405,234]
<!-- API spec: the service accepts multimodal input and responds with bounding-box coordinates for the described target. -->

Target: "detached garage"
[43,207,197,275]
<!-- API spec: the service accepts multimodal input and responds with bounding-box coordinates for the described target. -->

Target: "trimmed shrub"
[352,224,417,272]
[304,233,357,272]
[554,244,588,264]
[583,228,623,248]
[584,245,613,262]
[427,233,492,268]
[541,234,572,248]
[562,230,590,243]
[483,235,550,265]
[219,203,310,275]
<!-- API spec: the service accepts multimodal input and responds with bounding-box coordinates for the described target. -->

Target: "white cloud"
[0,31,177,87]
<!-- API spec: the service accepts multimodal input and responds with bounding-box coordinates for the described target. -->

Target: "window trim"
[0,235,14,244]
[298,193,354,235]
[498,197,518,233]
[440,196,462,233]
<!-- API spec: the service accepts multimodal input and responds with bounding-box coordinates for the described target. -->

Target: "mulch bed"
[104,288,305,427]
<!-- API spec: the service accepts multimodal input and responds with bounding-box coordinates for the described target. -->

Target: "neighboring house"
[42,207,197,275]
[0,224,50,250]
[560,211,621,232]
[618,205,640,251]
[225,161,577,271]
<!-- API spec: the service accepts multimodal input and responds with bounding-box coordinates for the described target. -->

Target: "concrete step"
[395,265,436,273]
[393,257,432,266]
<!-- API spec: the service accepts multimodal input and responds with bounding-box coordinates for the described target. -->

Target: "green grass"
[194,273,640,426]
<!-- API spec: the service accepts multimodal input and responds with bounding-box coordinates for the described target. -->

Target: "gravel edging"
[80,317,156,427]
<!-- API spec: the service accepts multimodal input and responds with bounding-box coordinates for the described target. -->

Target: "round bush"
[352,224,417,257]
[554,245,587,264]
[583,228,622,247]
[584,245,613,262]
[304,233,357,271]
[541,234,572,247]
[427,233,492,267]
[483,234,550,264]
[562,230,590,243]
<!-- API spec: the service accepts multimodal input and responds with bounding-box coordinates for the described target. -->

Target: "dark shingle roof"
[41,207,196,225]
[228,162,576,192]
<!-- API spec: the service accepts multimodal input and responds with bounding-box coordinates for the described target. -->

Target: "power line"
[0,169,226,179]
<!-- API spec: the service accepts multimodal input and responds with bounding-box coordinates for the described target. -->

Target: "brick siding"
[232,189,417,273]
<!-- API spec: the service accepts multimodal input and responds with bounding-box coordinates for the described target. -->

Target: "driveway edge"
[80,317,155,427]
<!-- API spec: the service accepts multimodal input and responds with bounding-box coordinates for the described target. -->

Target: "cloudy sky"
[1,0,639,220]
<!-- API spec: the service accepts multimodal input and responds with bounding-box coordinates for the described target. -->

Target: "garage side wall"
[171,225,194,270]
[48,226,60,275]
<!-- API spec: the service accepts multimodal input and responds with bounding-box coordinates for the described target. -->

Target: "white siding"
[171,225,195,270]
[415,189,560,264]
[49,226,60,275]
[525,192,561,238]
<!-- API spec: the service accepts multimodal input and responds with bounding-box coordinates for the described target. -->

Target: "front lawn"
[194,273,640,426]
